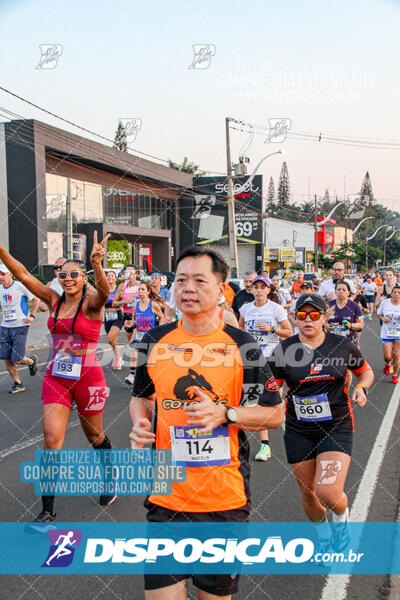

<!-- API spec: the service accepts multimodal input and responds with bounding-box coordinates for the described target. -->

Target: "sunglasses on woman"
[58,271,81,280]
[296,310,324,321]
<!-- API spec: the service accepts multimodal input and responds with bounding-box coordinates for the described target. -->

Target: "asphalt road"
[0,316,399,600]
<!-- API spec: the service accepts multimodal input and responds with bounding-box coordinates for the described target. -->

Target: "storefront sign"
[279,248,295,262]
[106,239,131,269]
[63,234,87,263]
[189,175,263,245]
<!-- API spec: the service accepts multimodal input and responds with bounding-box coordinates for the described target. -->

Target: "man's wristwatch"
[356,383,368,396]
[225,407,238,424]
[29,313,36,319]
[271,326,277,334]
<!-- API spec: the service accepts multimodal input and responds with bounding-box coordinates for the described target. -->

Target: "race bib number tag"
[135,330,145,342]
[105,311,118,322]
[170,425,231,467]
[332,324,348,337]
[387,324,400,338]
[3,308,17,322]
[52,353,82,379]
[293,393,332,422]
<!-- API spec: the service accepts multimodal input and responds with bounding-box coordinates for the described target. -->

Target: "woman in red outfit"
[0,232,116,527]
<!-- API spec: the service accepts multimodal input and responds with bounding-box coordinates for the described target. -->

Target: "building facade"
[2,119,192,277]
[263,217,315,273]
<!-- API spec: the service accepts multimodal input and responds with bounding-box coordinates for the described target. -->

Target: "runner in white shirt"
[0,265,39,393]
[318,262,356,301]
[377,287,400,384]
[239,275,292,461]
[361,276,378,319]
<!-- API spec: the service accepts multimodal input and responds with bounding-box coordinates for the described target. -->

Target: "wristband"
[29,313,36,319]
[355,383,367,396]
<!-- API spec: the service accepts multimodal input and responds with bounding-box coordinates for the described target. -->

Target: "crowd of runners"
[2,240,400,599]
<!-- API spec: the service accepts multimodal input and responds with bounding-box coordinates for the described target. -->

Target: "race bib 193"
[52,353,82,380]
[170,425,231,467]
[293,393,332,422]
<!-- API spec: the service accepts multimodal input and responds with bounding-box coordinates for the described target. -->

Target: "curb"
[389,505,400,599]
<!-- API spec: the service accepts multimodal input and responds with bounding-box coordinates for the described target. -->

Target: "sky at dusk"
[1,0,399,210]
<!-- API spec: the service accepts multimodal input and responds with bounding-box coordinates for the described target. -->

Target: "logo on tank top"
[310,362,323,375]
[86,387,110,411]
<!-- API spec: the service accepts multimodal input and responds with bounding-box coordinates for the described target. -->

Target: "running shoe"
[255,444,271,461]
[9,382,25,394]
[124,372,135,385]
[330,507,350,553]
[29,354,38,376]
[25,511,56,534]
[392,375,399,384]
[100,494,117,507]
[383,364,391,376]
[113,357,124,370]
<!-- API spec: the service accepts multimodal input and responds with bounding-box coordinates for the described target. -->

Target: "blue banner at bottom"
[1,522,399,574]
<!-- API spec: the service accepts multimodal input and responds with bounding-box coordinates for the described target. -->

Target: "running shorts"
[144,500,249,595]
[42,354,108,416]
[381,337,400,343]
[284,428,353,464]
[0,325,29,362]
[123,312,135,333]
[364,294,375,303]
[104,312,124,334]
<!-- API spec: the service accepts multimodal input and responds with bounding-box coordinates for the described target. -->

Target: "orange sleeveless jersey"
[133,319,281,512]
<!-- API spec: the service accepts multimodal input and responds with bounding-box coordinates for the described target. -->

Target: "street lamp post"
[384,228,400,265]
[225,117,282,277]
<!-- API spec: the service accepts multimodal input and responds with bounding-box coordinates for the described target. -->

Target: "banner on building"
[63,234,87,263]
[106,239,131,269]
[188,175,263,246]
[278,248,295,263]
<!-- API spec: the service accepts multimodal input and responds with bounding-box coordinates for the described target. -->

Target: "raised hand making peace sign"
[90,231,110,267]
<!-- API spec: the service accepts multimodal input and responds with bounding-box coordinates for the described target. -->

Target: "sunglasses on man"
[296,310,325,321]
[58,271,82,280]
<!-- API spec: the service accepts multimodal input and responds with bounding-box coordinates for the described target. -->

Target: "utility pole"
[226,117,239,278]
[314,194,319,273]
[66,177,73,259]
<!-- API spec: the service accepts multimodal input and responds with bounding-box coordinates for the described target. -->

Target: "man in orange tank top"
[130,246,283,599]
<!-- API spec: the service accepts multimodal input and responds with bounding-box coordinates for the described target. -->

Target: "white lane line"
[321,382,400,600]
[0,420,81,460]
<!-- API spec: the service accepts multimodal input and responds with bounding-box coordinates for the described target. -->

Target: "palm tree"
[167,156,203,174]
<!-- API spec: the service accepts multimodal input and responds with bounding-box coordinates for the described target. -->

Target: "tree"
[359,171,375,205]
[323,189,330,203]
[267,176,275,204]
[277,161,290,206]
[113,121,128,152]
[168,157,202,174]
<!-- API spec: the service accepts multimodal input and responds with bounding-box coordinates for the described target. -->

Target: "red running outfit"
[42,306,108,416]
